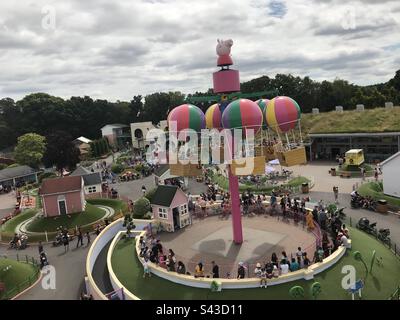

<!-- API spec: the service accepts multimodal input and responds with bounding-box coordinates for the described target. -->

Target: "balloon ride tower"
[213,39,244,244]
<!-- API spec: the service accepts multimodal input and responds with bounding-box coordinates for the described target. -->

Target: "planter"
[301,183,309,194]
[376,200,388,214]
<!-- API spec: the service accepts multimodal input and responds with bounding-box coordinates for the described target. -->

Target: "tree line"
[0,70,399,153]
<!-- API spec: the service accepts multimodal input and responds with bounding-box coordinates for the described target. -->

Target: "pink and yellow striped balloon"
[266,96,301,133]
[205,103,222,130]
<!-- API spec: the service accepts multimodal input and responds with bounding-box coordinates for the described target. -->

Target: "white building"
[100,124,131,147]
[130,120,168,150]
[380,151,400,198]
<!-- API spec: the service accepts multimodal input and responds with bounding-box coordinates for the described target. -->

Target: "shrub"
[111,163,124,174]
[133,197,151,218]
[38,172,57,183]
[0,163,8,170]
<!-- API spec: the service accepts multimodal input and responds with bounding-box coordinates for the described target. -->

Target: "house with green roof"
[150,185,190,233]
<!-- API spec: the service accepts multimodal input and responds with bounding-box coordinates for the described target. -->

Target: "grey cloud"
[93,43,150,66]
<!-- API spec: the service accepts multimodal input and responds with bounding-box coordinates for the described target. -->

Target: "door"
[172,207,180,231]
[58,200,67,215]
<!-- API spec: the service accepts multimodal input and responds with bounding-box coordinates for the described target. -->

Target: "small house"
[150,185,190,232]
[71,166,103,198]
[380,152,400,198]
[40,176,85,217]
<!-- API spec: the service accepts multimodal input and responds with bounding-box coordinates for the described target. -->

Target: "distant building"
[308,132,400,163]
[130,120,168,151]
[73,136,92,158]
[101,124,131,147]
[150,185,190,232]
[0,165,38,187]
[380,151,400,198]
[39,176,85,217]
[70,166,103,198]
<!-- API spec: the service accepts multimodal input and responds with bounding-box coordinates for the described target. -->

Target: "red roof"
[40,176,83,195]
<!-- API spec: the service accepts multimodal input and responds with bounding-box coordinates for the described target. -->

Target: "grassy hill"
[300,107,400,136]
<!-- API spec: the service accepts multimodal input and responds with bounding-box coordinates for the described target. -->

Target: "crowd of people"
[138,230,350,284]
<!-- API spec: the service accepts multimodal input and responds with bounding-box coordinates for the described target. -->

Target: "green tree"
[133,197,151,218]
[14,133,46,168]
[42,131,81,170]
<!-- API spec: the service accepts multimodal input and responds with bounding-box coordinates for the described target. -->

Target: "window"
[88,186,97,194]
[180,204,188,215]
[158,208,168,219]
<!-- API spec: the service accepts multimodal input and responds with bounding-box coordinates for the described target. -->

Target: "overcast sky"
[0,0,399,101]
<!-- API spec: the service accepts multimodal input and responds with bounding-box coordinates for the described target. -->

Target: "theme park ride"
[166,39,307,244]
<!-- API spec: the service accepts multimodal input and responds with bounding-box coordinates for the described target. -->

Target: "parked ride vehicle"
[356,217,377,235]
[377,228,391,245]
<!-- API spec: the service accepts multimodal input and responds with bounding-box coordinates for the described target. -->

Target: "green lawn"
[111,227,400,300]
[1,199,128,243]
[87,198,128,214]
[25,203,106,233]
[0,258,39,300]
[358,182,400,207]
[1,209,37,234]
[301,107,400,136]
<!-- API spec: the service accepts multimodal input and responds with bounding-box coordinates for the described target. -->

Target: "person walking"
[38,241,44,255]
[333,186,339,204]
[76,228,84,248]
[86,231,91,246]
[63,234,69,253]
[141,185,147,195]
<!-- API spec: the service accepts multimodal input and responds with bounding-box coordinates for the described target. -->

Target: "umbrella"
[268,159,280,165]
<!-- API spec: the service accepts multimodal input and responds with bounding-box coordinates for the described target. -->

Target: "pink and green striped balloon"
[266,96,301,133]
[221,99,263,133]
[255,99,270,129]
[205,103,222,130]
[168,104,206,133]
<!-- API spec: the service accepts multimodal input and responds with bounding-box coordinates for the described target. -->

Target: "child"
[143,257,151,278]
[254,263,262,278]
[272,265,280,278]
[260,268,268,288]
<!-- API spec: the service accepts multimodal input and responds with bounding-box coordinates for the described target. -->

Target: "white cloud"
[0,0,398,101]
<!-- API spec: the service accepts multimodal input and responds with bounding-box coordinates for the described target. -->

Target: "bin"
[301,182,309,194]
[330,168,336,176]
[376,199,388,214]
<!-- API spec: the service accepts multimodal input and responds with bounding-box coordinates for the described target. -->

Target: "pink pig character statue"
[216,39,234,67]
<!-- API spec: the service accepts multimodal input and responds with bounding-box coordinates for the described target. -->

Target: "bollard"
[45,231,48,243]
[25,255,28,263]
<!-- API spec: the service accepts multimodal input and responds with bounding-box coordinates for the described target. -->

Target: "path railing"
[0,254,41,300]
[347,216,400,258]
